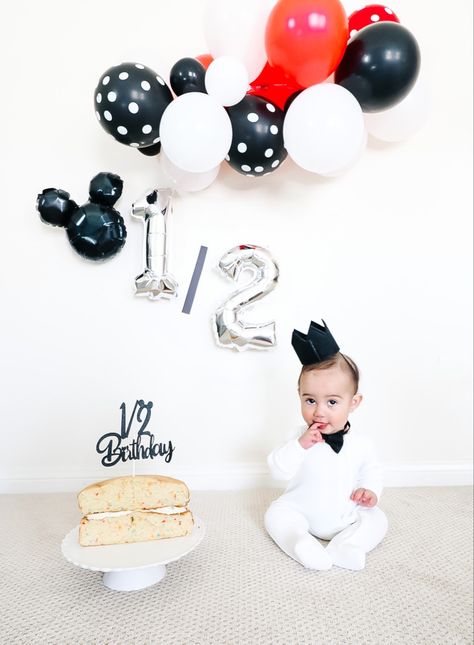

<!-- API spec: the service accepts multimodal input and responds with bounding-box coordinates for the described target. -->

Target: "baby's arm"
[351,437,383,506]
[267,433,308,481]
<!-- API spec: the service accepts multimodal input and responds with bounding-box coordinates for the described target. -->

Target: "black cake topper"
[291,320,340,365]
[96,400,175,467]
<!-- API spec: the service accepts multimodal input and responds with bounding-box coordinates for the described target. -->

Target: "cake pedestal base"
[103,564,167,590]
[61,517,205,591]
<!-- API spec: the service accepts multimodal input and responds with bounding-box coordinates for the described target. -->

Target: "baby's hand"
[299,424,325,450]
[351,488,378,507]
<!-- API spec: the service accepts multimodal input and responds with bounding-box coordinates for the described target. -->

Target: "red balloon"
[348,5,399,38]
[265,0,348,88]
[248,62,301,110]
[195,54,213,70]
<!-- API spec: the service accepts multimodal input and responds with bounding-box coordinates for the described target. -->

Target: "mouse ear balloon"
[89,172,123,206]
[37,189,77,227]
[94,62,173,149]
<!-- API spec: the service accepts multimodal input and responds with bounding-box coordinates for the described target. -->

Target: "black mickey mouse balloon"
[37,173,127,261]
[335,22,420,113]
[94,63,173,149]
[226,95,287,177]
[170,57,207,96]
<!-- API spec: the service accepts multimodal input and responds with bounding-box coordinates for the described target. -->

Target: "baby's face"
[299,365,362,434]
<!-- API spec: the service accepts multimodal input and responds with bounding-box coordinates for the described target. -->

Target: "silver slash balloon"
[213,244,279,350]
[131,188,178,300]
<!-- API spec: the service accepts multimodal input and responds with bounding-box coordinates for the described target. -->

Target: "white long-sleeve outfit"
[265,430,388,570]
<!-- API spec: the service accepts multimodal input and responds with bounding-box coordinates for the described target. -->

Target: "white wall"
[1,0,472,492]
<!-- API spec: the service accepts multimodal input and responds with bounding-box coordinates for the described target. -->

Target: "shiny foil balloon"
[213,244,279,351]
[94,63,173,148]
[335,22,420,112]
[131,188,178,300]
[37,173,126,261]
[226,95,287,176]
[248,62,302,111]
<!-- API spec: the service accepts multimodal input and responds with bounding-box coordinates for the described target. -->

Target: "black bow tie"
[321,422,350,454]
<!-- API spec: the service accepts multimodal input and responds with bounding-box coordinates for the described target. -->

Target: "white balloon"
[203,0,275,82]
[364,76,430,142]
[283,84,366,175]
[320,129,368,177]
[205,56,249,107]
[160,152,220,193]
[160,93,232,173]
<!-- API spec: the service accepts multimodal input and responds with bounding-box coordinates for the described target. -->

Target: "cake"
[77,475,194,546]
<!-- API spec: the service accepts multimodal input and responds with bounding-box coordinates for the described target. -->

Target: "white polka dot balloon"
[94,62,173,149]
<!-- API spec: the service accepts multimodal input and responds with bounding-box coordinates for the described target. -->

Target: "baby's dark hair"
[298,353,360,394]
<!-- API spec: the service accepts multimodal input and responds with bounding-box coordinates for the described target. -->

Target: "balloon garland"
[37,2,427,350]
[93,0,426,191]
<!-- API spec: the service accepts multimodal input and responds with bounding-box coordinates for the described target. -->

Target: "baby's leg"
[326,506,388,571]
[264,502,332,570]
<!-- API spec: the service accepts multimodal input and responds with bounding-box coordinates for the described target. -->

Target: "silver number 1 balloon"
[131,188,178,300]
[213,244,279,350]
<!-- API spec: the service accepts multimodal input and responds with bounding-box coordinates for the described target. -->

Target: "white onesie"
[265,429,388,570]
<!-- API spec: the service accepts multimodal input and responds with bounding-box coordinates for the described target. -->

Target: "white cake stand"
[61,516,205,591]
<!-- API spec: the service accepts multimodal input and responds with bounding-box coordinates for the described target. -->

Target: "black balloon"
[138,141,162,156]
[170,57,206,96]
[226,95,287,177]
[89,172,123,206]
[335,22,420,112]
[37,189,78,227]
[37,173,127,261]
[284,90,303,112]
[67,202,126,261]
[94,63,173,148]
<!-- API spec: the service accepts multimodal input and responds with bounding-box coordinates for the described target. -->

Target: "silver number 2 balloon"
[213,244,279,350]
[131,188,178,300]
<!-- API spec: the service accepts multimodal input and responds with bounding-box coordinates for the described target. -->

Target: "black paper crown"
[291,320,340,365]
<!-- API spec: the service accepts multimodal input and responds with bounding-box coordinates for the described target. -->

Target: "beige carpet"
[1,487,472,645]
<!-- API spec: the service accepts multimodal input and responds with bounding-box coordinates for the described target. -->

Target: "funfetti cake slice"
[77,475,194,546]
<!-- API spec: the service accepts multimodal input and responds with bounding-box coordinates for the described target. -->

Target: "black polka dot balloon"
[94,63,173,149]
[225,95,287,177]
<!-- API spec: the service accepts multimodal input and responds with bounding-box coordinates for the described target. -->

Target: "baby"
[264,320,388,571]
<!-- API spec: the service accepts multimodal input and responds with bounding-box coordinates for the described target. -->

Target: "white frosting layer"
[86,506,188,520]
